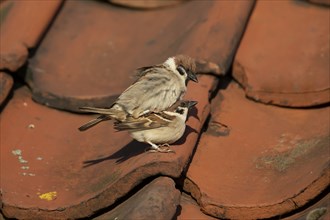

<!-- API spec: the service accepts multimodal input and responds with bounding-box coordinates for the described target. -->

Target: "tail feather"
[78,115,111,131]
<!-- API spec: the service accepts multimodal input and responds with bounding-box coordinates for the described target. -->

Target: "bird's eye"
[177,65,187,76]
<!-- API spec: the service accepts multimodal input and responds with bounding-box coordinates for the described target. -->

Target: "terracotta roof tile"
[184,82,329,219]
[177,193,218,220]
[232,0,330,107]
[0,0,62,71]
[0,74,215,219]
[27,0,253,111]
[94,177,180,220]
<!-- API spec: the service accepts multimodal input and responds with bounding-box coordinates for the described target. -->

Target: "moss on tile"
[255,136,329,172]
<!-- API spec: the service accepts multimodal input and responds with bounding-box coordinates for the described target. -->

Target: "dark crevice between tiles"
[0,63,29,112]
[27,0,65,58]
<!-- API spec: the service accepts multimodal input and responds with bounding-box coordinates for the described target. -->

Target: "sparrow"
[78,55,198,131]
[114,100,198,153]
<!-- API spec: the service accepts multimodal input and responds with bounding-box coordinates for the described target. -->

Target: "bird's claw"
[145,144,175,153]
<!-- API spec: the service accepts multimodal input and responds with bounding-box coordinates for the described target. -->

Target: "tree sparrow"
[114,100,198,153]
[78,55,198,131]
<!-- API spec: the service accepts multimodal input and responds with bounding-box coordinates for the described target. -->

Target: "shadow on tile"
[82,125,198,167]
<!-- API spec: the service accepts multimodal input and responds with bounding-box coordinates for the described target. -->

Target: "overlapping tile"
[28,0,254,112]
[233,0,330,107]
[177,193,217,220]
[184,82,330,219]
[94,177,180,220]
[0,0,62,71]
[283,193,329,220]
[0,72,13,106]
[0,74,215,219]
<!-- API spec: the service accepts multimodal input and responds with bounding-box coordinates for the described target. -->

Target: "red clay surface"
[184,82,330,219]
[0,75,216,219]
[0,0,62,71]
[233,0,330,107]
[27,0,253,112]
[1,0,329,219]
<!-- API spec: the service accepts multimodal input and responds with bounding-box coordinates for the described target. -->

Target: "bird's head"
[175,100,198,120]
[164,55,198,84]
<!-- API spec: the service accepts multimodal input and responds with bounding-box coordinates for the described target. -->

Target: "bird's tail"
[78,115,111,131]
[78,106,128,131]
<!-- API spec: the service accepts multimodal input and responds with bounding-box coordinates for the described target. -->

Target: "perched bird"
[78,55,198,131]
[114,100,197,153]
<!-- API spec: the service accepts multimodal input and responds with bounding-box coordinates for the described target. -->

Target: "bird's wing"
[79,106,113,114]
[116,66,181,117]
[114,113,176,132]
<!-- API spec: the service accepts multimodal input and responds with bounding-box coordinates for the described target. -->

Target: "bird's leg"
[146,141,174,153]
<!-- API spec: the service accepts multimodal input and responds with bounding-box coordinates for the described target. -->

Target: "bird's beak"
[187,101,198,109]
[188,71,198,83]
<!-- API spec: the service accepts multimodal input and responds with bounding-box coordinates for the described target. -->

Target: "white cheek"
[164,57,177,72]
[164,57,187,81]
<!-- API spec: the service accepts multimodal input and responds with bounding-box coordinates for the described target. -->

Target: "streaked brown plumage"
[114,100,197,153]
[78,55,197,131]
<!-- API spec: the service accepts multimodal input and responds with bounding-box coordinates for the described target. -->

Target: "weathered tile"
[0,72,13,106]
[177,193,217,220]
[109,0,184,9]
[94,177,180,220]
[233,0,330,107]
[184,82,330,219]
[0,74,215,219]
[283,193,329,220]
[28,0,253,111]
[0,0,62,71]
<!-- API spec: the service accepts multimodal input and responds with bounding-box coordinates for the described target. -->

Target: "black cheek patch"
[176,108,184,115]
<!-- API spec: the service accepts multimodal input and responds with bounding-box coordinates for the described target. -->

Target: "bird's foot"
[145,143,174,153]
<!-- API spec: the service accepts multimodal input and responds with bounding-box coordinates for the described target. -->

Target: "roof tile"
[27,0,253,111]
[0,74,214,219]
[233,0,330,107]
[94,177,180,220]
[184,82,330,219]
[0,0,62,71]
